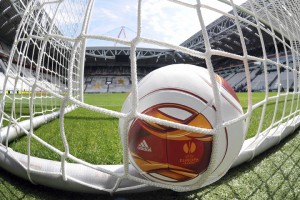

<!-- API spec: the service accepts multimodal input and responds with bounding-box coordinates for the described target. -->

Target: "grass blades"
[0,127,299,199]
[1,92,299,199]
[6,92,300,165]
[8,93,128,165]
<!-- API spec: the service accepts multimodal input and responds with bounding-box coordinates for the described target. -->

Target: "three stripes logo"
[137,140,152,152]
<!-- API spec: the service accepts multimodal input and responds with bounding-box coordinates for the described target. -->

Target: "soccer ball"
[119,64,245,186]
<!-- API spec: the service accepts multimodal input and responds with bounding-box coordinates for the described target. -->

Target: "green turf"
[0,126,299,199]
[7,92,300,165]
[1,92,299,199]
[8,93,128,164]
[238,92,299,138]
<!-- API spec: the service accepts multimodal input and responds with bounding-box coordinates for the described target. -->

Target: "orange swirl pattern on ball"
[128,103,213,183]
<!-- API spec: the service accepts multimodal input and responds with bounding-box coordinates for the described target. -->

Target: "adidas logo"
[137,140,152,152]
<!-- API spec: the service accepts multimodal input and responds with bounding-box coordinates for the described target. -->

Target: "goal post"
[0,0,299,195]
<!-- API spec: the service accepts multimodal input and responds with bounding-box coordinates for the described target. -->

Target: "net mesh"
[0,0,300,194]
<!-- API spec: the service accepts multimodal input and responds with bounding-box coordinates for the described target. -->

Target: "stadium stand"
[0,0,296,95]
[227,70,246,88]
[214,53,295,92]
[224,71,237,81]
[2,36,296,94]
[85,75,135,93]
[234,68,260,92]
[0,39,66,94]
[278,69,295,91]
[0,41,10,55]
[83,57,297,93]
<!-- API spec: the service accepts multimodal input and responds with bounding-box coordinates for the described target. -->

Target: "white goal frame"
[0,0,300,195]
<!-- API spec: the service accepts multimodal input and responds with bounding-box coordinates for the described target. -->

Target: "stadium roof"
[181,0,299,51]
[0,0,29,45]
[85,46,200,67]
[1,0,298,70]
[86,0,291,69]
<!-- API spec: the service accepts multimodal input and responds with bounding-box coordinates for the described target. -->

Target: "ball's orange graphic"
[183,142,197,154]
[128,103,213,183]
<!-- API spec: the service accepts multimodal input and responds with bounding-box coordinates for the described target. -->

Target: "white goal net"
[0,0,299,195]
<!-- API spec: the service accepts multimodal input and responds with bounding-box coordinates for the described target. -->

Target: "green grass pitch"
[0,92,299,199]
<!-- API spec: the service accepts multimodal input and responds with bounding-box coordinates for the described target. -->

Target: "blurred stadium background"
[0,0,297,94]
